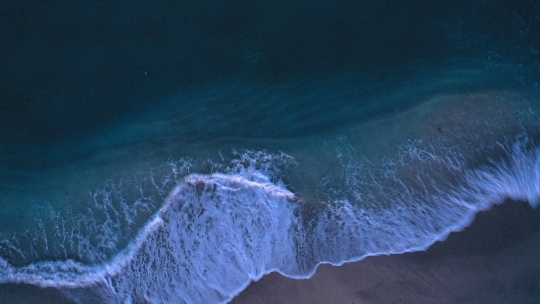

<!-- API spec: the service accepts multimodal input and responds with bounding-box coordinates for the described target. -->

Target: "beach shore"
[231,200,540,304]
[1,201,538,304]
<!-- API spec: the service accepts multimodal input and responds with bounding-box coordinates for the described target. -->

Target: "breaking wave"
[1,133,540,303]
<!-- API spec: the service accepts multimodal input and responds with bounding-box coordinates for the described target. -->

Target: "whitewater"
[1,119,539,303]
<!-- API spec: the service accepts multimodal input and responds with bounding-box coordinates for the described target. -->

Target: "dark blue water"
[1,1,540,303]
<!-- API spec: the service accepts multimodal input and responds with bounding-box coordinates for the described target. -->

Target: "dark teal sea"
[1,1,539,303]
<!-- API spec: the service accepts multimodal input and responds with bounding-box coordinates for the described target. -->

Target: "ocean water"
[1,0,540,303]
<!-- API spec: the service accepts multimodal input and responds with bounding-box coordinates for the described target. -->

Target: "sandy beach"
[231,200,540,304]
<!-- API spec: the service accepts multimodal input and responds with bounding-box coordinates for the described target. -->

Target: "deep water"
[1,0,540,303]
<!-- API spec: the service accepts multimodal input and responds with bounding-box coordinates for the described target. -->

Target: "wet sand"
[231,200,540,304]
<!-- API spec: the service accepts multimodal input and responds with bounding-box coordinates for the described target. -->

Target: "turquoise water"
[1,1,540,303]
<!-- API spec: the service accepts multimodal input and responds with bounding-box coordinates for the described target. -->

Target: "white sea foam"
[0,138,539,303]
[108,173,299,303]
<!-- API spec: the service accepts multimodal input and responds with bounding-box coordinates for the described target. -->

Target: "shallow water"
[1,0,540,303]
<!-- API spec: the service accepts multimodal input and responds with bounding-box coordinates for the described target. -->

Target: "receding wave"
[0,129,539,303]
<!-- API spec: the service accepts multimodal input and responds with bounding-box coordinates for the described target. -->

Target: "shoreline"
[0,201,539,304]
[231,200,540,304]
